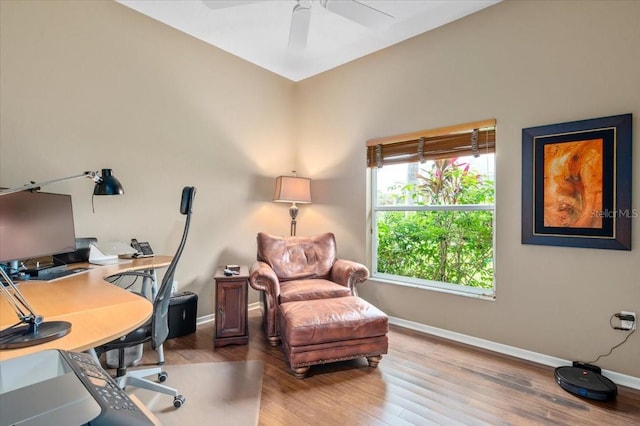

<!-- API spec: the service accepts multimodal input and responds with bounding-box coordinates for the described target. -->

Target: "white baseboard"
[196,307,639,390]
[389,316,640,391]
[196,314,214,326]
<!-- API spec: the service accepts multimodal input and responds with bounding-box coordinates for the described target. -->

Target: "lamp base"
[289,203,299,236]
[0,321,72,349]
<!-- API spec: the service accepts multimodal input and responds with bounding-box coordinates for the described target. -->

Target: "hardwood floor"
[138,309,640,425]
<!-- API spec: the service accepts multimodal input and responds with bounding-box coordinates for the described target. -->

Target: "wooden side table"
[213,266,249,347]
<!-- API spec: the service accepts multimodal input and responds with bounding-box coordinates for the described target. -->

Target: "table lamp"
[273,172,311,236]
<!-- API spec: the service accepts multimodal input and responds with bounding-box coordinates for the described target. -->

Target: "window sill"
[369,274,496,301]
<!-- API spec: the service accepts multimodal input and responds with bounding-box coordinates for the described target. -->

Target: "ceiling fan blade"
[321,0,393,28]
[201,1,260,10]
[288,1,312,51]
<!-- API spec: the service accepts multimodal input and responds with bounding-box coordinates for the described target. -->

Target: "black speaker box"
[167,291,198,339]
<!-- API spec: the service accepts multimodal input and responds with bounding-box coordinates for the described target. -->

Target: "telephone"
[131,239,154,258]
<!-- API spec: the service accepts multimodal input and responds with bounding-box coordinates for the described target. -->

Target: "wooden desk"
[0,256,172,361]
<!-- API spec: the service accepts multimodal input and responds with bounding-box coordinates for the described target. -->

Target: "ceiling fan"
[202,0,394,50]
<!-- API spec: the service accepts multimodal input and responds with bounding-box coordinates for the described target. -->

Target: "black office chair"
[94,186,196,408]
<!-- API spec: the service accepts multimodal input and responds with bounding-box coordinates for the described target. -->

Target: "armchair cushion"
[279,278,351,304]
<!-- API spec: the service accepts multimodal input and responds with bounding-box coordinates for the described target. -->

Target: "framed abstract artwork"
[522,113,632,250]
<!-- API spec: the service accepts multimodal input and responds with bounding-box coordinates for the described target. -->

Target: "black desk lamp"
[0,168,124,348]
[92,169,124,196]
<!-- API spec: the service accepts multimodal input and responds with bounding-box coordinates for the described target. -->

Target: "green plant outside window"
[373,155,495,293]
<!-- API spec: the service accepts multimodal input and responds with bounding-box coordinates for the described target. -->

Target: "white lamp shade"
[273,176,311,204]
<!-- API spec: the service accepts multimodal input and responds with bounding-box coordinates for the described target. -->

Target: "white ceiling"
[117,0,500,82]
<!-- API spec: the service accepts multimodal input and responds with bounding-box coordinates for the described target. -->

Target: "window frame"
[368,121,497,299]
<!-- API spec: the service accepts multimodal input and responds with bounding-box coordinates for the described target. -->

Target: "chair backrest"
[151,186,196,349]
[256,232,336,282]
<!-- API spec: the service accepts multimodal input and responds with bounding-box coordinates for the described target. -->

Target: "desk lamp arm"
[0,268,43,327]
[0,269,70,349]
[0,171,101,196]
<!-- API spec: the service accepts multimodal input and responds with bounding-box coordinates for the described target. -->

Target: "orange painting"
[543,139,603,228]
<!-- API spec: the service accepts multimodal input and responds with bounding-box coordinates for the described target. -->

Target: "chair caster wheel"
[158,372,168,382]
[173,395,185,408]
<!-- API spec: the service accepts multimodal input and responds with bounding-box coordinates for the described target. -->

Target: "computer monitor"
[0,191,76,269]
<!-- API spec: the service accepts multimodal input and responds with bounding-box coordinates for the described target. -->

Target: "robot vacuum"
[555,365,617,401]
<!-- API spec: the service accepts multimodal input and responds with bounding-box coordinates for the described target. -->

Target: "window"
[368,120,496,297]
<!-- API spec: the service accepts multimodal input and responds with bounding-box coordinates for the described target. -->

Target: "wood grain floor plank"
[124,309,640,425]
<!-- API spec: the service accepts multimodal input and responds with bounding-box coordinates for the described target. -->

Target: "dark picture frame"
[522,113,632,250]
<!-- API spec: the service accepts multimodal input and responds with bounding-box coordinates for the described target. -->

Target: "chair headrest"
[181,186,196,215]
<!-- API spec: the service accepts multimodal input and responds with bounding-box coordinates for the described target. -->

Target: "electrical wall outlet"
[620,311,636,330]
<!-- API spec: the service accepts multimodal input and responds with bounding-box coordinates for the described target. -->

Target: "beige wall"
[0,0,296,317]
[1,1,638,378]
[296,0,640,377]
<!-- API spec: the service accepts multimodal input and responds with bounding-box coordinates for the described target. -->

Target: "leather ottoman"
[278,296,388,378]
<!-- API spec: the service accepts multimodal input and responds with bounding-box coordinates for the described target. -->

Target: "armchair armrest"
[249,261,281,299]
[249,261,282,345]
[330,259,370,294]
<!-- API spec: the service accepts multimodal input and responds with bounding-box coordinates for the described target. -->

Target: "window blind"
[366,119,496,168]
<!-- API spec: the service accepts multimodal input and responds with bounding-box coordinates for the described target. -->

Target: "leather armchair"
[249,232,369,346]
